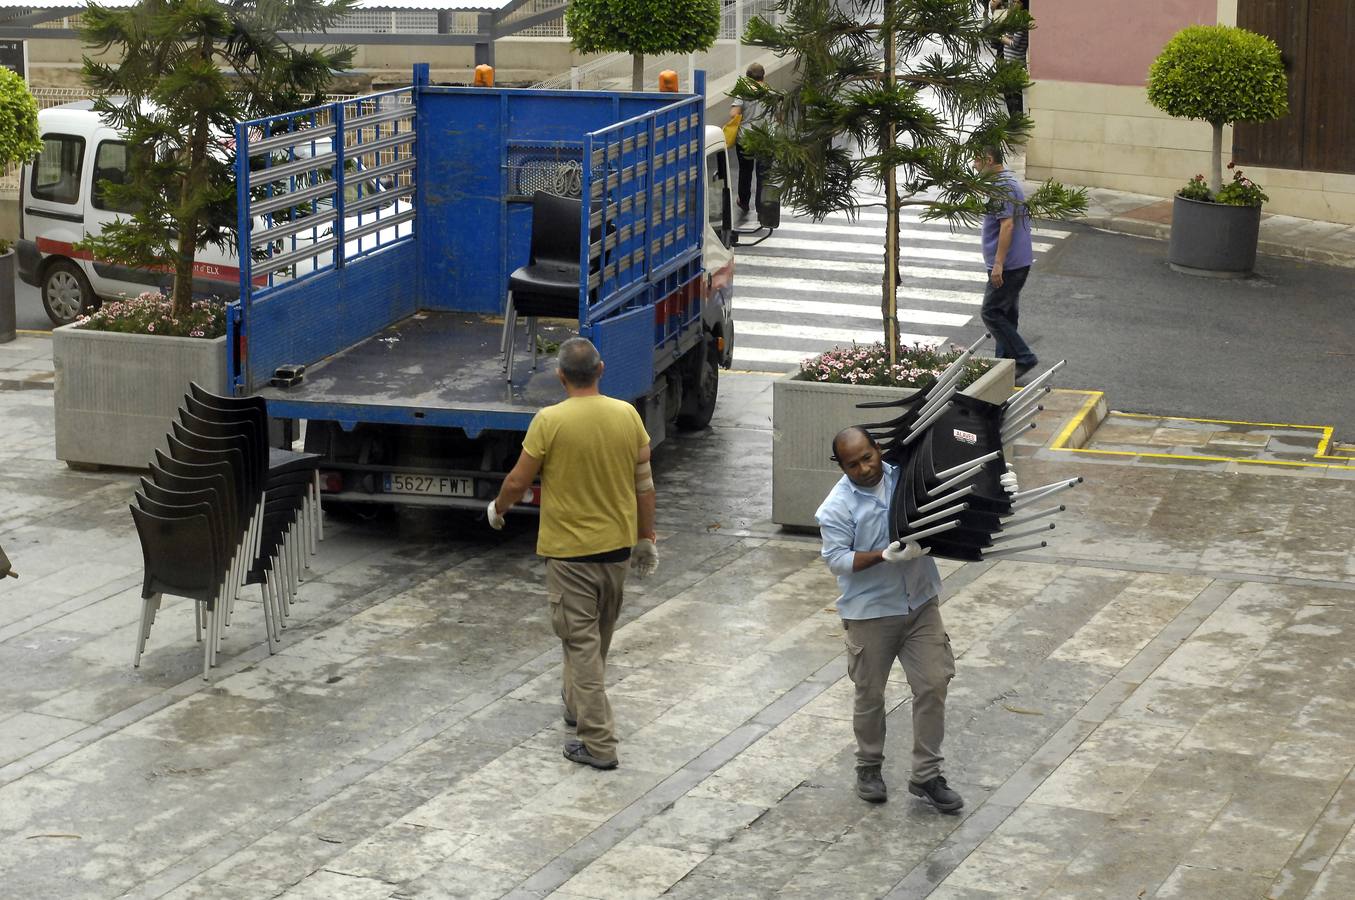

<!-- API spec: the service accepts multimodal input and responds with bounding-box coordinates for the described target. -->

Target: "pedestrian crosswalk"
[730,195,1073,372]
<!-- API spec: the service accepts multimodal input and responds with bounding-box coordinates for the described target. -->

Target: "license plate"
[383,473,474,497]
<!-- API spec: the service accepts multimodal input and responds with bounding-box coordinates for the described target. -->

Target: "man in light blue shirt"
[815,426,962,812]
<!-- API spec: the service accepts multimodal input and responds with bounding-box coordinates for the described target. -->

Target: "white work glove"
[486,498,506,530]
[632,538,659,578]
[882,540,929,563]
[1000,464,1019,497]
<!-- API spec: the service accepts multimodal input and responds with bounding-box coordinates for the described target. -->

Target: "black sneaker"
[561,689,576,728]
[1015,361,1037,380]
[855,765,888,803]
[909,775,963,813]
[564,740,617,770]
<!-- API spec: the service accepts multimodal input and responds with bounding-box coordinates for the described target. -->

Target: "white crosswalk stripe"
[729,193,1073,373]
[738,296,972,325]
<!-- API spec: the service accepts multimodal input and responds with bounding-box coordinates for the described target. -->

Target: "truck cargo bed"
[257,312,572,433]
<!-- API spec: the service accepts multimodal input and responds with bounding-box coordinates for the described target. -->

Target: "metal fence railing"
[238,88,416,297]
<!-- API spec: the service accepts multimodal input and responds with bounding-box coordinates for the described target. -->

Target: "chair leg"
[312,470,325,543]
[202,602,216,680]
[529,316,539,371]
[504,304,519,382]
[133,592,158,668]
[500,291,516,363]
[260,582,277,654]
[273,555,290,620]
[267,566,285,634]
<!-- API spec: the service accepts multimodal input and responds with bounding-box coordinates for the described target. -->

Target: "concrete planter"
[1168,195,1262,278]
[53,324,227,469]
[0,250,15,344]
[771,358,1014,529]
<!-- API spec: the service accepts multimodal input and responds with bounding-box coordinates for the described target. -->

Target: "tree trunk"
[632,53,644,92]
[880,0,899,368]
[171,37,215,318]
[1209,122,1224,194]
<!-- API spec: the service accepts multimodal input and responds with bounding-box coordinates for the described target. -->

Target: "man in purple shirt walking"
[976,145,1038,379]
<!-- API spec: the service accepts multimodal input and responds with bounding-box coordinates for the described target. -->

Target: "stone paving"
[2,343,1355,899]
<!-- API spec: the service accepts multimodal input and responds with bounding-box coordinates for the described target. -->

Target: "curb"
[1048,390,1109,452]
[1079,214,1355,270]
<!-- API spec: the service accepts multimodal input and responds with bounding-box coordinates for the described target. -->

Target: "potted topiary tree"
[0,66,44,344]
[1147,25,1288,277]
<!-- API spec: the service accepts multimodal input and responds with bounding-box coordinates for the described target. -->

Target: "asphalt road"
[951,223,1354,437]
[10,226,1353,434]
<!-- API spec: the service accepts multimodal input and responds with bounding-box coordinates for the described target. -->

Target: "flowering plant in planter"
[797,342,992,389]
[1178,163,1268,207]
[75,291,226,338]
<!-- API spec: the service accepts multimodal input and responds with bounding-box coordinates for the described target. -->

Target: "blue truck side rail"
[227,65,709,440]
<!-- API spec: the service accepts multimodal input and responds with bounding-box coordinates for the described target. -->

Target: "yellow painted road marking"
[1050,397,1355,470]
[1048,390,1104,451]
[15,329,51,336]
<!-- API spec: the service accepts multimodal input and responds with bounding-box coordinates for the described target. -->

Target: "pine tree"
[732,0,1086,366]
[566,0,721,91]
[80,0,357,317]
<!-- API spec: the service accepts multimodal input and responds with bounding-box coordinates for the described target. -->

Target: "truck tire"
[42,260,98,326]
[676,339,719,431]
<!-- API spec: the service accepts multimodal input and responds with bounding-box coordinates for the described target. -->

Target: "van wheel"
[42,260,97,326]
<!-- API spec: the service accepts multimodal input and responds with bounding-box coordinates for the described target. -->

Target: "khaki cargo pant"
[844,599,955,781]
[546,558,628,762]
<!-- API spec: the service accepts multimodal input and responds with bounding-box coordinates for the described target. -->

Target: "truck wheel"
[42,260,97,326]
[676,341,719,431]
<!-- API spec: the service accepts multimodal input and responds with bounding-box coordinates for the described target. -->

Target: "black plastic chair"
[129,503,223,680]
[502,191,585,378]
[139,475,264,655]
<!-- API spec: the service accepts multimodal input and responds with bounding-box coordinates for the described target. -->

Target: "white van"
[15,102,247,324]
[17,101,410,325]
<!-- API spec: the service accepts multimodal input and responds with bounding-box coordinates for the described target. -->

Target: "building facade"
[1026,0,1355,225]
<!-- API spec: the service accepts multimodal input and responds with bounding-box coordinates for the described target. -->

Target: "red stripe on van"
[35,237,268,287]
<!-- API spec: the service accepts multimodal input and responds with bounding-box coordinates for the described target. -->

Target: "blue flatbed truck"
[229,65,736,511]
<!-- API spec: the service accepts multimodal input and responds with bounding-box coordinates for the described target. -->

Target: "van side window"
[31,134,86,205]
[93,141,135,213]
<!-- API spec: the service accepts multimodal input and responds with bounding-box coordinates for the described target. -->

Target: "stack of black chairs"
[859,334,1084,562]
[129,383,323,680]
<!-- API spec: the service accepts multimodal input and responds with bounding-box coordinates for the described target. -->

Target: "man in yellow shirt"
[489,337,658,769]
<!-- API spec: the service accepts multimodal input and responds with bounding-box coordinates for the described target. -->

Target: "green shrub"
[0,67,42,253]
[566,0,719,90]
[1147,25,1287,126]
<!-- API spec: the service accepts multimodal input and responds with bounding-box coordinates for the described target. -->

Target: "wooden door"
[1234,0,1355,176]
